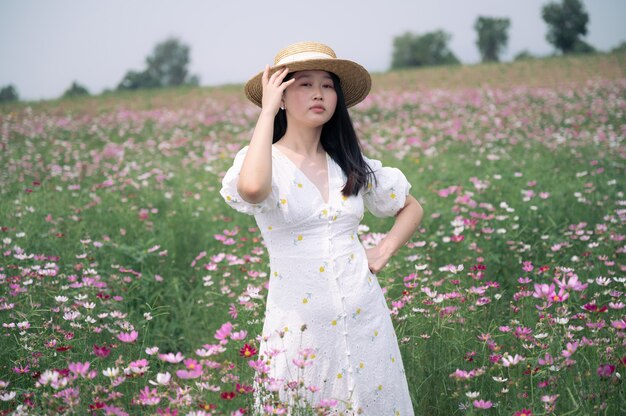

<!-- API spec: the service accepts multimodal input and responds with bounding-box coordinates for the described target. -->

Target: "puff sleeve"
[220,146,278,215]
[362,155,412,218]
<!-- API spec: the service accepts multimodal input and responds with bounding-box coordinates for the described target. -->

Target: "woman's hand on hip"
[365,245,391,274]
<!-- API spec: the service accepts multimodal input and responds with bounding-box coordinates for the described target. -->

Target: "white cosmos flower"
[149,372,171,386]
[0,391,16,401]
[102,367,119,378]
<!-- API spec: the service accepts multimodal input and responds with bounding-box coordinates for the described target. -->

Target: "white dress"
[220,145,414,416]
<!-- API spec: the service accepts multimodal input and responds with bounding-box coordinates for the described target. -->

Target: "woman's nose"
[313,86,323,100]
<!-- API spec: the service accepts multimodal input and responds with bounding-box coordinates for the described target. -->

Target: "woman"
[221,41,423,415]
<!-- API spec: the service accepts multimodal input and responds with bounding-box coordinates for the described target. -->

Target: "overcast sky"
[1,0,625,101]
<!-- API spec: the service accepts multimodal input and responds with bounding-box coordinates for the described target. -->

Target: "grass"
[0,52,625,415]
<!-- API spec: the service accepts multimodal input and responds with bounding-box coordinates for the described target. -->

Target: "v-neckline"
[273,145,332,205]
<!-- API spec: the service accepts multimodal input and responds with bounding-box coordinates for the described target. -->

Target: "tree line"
[1,37,199,103]
[1,0,625,103]
[391,0,601,69]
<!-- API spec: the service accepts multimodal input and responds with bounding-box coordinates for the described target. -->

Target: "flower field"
[1,53,625,415]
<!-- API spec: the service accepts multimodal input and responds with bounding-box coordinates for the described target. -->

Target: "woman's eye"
[323,84,334,89]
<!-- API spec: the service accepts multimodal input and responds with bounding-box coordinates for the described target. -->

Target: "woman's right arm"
[237,66,294,203]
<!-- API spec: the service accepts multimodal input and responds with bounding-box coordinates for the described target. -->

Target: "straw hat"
[244,41,371,108]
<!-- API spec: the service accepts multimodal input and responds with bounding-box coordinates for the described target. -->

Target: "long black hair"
[272,72,375,197]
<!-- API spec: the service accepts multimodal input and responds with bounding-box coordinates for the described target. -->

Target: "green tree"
[62,81,90,98]
[542,0,590,54]
[391,30,460,69]
[117,70,159,90]
[474,16,511,62]
[118,37,199,91]
[0,84,19,103]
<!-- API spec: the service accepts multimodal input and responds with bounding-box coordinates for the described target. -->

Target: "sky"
[1,0,625,101]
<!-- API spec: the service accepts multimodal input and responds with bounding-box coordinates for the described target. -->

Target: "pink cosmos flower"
[117,330,138,343]
[318,399,339,408]
[102,405,129,416]
[532,283,555,300]
[176,359,203,379]
[12,365,29,374]
[550,288,569,303]
[541,394,559,404]
[93,344,111,358]
[522,261,534,272]
[473,399,493,409]
[554,273,587,291]
[68,361,92,377]
[538,353,554,366]
[228,304,238,319]
[230,330,247,340]
[137,386,160,405]
[214,322,233,340]
[263,405,287,414]
[292,358,314,369]
[248,359,270,374]
[561,341,578,358]
[611,319,626,329]
[597,364,616,378]
[127,359,150,375]
[158,352,185,363]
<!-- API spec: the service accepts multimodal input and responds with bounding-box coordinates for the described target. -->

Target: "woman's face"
[282,70,338,128]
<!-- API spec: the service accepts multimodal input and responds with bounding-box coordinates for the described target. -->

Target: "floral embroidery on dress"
[220,146,414,415]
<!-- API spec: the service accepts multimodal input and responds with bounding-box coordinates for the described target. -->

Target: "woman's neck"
[276,125,325,157]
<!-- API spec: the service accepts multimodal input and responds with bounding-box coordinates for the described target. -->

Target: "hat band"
[275,51,334,66]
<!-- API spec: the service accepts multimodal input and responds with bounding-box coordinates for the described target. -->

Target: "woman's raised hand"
[261,65,295,116]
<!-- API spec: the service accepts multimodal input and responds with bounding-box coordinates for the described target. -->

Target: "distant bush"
[118,37,200,91]
[0,84,19,103]
[513,50,539,61]
[611,41,626,53]
[62,81,90,98]
[391,30,460,69]
[570,39,596,54]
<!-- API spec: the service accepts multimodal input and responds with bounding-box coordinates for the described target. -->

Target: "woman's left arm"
[366,194,423,273]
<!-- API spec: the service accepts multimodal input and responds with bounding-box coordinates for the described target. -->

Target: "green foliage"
[1,54,625,415]
[513,50,537,61]
[62,81,90,98]
[542,0,590,54]
[571,38,596,54]
[391,30,460,69]
[0,84,19,102]
[612,41,626,53]
[474,16,511,62]
[117,37,199,91]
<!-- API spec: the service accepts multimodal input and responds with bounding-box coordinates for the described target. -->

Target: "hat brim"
[244,59,371,108]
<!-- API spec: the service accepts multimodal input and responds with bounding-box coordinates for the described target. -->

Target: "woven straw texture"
[245,41,371,108]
